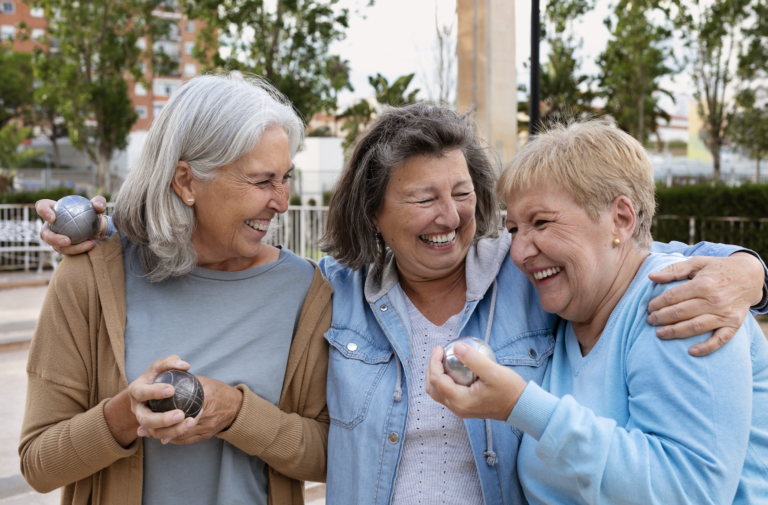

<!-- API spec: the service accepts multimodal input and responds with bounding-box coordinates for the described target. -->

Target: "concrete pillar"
[457,0,517,166]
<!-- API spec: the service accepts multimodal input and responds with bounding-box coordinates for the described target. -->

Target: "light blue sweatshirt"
[506,252,768,505]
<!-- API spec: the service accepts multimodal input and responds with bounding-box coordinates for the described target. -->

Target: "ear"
[171,161,196,206]
[611,195,637,242]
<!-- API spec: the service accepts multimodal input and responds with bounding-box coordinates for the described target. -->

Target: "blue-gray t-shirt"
[122,237,314,505]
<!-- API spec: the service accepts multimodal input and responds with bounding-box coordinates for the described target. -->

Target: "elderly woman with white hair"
[426,120,768,504]
[19,74,333,505]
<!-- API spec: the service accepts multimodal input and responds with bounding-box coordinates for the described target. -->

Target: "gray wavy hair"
[112,72,304,283]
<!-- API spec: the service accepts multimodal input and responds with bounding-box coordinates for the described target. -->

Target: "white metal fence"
[1,203,766,272]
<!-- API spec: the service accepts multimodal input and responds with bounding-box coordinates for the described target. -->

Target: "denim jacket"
[318,234,767,505]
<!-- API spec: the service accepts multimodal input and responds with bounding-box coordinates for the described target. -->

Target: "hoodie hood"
[363,231,512,303]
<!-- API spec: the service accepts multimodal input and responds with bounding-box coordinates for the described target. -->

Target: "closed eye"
[535,220,549,228]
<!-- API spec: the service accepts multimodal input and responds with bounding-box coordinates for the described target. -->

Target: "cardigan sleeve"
[18,258,138,493]
[217,270,332,483]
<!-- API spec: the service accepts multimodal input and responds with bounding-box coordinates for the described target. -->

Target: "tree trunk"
[758,156,761,183]
[712,141,721,183]
[637,95,645,143]
[97,155,112,194]
[50,135,61,169]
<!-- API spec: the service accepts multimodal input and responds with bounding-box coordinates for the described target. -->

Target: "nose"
[510,228,539,267]
[268,181,290,214]
[435,197,461,230]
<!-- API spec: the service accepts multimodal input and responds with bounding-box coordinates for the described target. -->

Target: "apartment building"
[0,0,202,133]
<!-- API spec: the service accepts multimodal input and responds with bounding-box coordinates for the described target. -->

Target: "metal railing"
[1,203,766,271]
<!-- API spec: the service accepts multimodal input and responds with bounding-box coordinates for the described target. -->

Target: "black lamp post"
[529,0,541,136]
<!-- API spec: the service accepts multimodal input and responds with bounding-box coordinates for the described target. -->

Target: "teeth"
[419,230,456,246]
[245,219,269,231]
[533,266,561,280]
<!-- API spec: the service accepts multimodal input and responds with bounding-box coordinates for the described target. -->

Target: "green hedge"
[652,183,768,260]
[0,188,88,205]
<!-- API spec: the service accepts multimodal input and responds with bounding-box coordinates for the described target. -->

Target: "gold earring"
[613,238,620,246]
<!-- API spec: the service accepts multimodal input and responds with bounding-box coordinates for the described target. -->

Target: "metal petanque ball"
[147,370,204,418]
[49,195,100,245]
[443,337,497,386]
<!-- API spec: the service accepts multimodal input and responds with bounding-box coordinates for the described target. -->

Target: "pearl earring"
[187,199,194,203]
[613,238,620,246]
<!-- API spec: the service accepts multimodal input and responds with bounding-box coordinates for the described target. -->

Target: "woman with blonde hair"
[427,119,768,504]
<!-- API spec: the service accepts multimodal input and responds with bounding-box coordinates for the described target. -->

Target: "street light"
[529,0,540,136]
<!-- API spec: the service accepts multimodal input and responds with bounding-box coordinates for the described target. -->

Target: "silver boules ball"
[443,336,497,386]
[49,195,100,245]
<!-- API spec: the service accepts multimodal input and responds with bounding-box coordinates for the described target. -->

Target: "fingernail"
[137,427,148,437]
[185,419,195,430]
[47,213,54,221]
[161,438,171,444]
[690,346,702,356]
[59,238,68,246]
[656,328,666,338]
[175,360,188,366]
[172,412,184,423]
[454,343,467,357]
[163,387,174,396]
[646,315,656,326]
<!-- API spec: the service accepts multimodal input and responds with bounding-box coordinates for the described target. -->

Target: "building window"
[135,106,148,119]
[136,37,146,50]
[183,63,196,76]
[140,61,147,74]
[184,41,194,55]
[134,82,147,96]
[31,28,44,41]
[1,2,14,14]
[153,103,165,118]
[30,7,44,17]
[185,20,195,33]
[153,81,179,96]
[0,25,15,41]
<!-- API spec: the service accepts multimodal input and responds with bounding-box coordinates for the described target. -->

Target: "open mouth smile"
[245,219,270,232]
[419,230,457,247]
[533,266,562,281]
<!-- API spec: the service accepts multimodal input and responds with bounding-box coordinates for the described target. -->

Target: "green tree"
[338,73,420,150]
[676,0,752,183]
[0,124,44,194]
[0,43,34,128]
[728,89,768,181]
[184,0,352,121]
[23,0,159,192]
[325,55,354,136]
[598,0,675,143]
[539,37,596,123]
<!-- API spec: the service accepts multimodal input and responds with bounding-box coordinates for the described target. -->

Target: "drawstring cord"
[483,279,499,466]
[393,354,403,402]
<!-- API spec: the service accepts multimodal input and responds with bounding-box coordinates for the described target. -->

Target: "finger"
[57,240,97,256]
[34,199,57,223]
[91,196,107,214]
[40,224,71,248]
[453,344,498,378]
[689,327,737,357]
[138,408,187,432]
[145,355,190,381]
[647,298,714,327]
[647,258,704,284]
[152,417,197,442]
[654,314,723,340]
[647,280,705,314]
[131,381,176,403]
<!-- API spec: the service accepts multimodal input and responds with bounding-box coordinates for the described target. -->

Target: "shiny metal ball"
[147,370,204,418]
[443,337,497,386]
[49,195,100,245]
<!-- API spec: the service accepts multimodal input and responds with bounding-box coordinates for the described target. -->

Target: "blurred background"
[0,0,766,502]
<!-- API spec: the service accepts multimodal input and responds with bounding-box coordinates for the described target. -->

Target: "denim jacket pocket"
[325,326,393,430]
[494,330,555,382]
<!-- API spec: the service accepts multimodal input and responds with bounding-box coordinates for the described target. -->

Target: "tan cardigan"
[19,234,333,505]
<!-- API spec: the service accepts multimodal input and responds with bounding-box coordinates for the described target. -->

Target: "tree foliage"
[0,44,34,129]
[728,89,768,181]
[184,0,352,121]
[23,0,168,191]
[598,0,675,143]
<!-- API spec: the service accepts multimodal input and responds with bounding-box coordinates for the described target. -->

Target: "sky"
[331,0,692,117]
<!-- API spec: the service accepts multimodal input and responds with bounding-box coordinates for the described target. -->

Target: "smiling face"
[505,181,622,323]
[373,149,477,282]
[183,127,292,271]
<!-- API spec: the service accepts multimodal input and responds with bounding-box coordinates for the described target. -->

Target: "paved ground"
[0,277,764,504]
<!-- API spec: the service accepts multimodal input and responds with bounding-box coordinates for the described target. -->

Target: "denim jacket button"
[347,342,358,352]
[388,432,399,444]
[380,304,388,312]
[529,348,538,359]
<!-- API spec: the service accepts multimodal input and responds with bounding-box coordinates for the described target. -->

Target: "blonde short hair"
[496,120,655,249]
